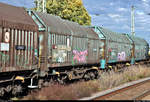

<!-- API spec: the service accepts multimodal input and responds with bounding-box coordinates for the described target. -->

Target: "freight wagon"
[27,10,149,86]
[91,26,149,69]
[0,2,149,97]
[0,2,39,96]
[27,11,100,84]
[127,35,149,61]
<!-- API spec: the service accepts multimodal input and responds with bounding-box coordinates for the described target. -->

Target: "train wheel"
[57,75,68,85]
[6,85,12,93]
[0,88,5,97]
[42,77,52,87]
[38,79,44,88]
[83,71,98,81]
[83,72,90,81]
[11,85,22,96]
[89,71,95,80]
[93,70,100,79]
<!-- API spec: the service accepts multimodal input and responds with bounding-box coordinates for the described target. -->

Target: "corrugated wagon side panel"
[0,27,38,72]
[118,43,132,61]
[135,45,148,60]
[72,36,88,65]
[106,41,118,63]
[87,39,99,64]
[0,3,39,72]
[128,35,149,61]
[106,40,132,63]
[48,33,72,66]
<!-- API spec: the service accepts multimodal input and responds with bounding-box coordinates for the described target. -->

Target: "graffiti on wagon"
[117,51,126,61]
[0,46,37,66]
[0,52,29,66]
[72,50,88,64]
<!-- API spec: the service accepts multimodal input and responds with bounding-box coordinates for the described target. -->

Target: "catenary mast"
[131,5,135,36]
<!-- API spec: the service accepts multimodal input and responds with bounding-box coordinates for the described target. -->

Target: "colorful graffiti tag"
[0,47,37,66]
[117,52,126,61]
[73,50,88,64]
[52,50,67,63]
[0,52,30,66]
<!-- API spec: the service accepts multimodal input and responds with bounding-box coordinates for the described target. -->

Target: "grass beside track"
[21,65,150,100]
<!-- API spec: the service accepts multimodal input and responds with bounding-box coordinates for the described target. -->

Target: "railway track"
[80,77,150,100]
[3,64,150,100]
[133,88,150,100]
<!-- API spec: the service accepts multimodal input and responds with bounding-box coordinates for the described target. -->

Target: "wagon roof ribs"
[97,27,133,44]
[0,2,38,31]
[34,11,71,35]
[127,34,148,45]
[33,11,98,38]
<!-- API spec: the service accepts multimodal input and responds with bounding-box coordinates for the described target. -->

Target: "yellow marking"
[92,67,98,70]
[108,66,112,68]
[126,63,130,66]
[55,72,60,77]
[11,97,19,100]
[15,76,24,83]
[48,56,52,59]
[55,72,60,75]
[68,74,72,80]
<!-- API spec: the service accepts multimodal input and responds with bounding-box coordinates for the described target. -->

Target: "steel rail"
[133,89,150,100]
[79,77,150,100]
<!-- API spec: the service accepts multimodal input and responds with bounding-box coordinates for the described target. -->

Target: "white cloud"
[100,7,105,10]
[118,7,127,12]
[82,0,150,44]
[136,12,150,25]
[141,0,149,7]
[139,19,147,22]
[135,26,145,31]
[142,0,148,3]
[146,29,150,31]
[107,14,128,23]
[136,11,145,15]
[114,18,127,23]
[122,25,130,30]
[110,2,114,6]
[143,3,149,7]
[108,14,121,18]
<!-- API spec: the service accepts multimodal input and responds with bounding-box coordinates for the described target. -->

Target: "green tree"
[34,0,91,25]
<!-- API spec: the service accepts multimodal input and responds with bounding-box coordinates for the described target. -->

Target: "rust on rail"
[80,77,150,100]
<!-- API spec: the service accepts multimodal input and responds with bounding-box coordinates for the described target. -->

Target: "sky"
[0,0,150,44]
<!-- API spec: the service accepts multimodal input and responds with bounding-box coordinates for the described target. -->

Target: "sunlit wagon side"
[91,26,133,69]
[28,10,99,81]
[127,35,149,61]
[0,2,39,96]
[0,2,38,72]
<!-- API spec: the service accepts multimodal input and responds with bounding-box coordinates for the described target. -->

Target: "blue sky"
[0,0,150,44]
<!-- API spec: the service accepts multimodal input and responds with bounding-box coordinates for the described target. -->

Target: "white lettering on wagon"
[4,32,10,43]
[0,43,9,51]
